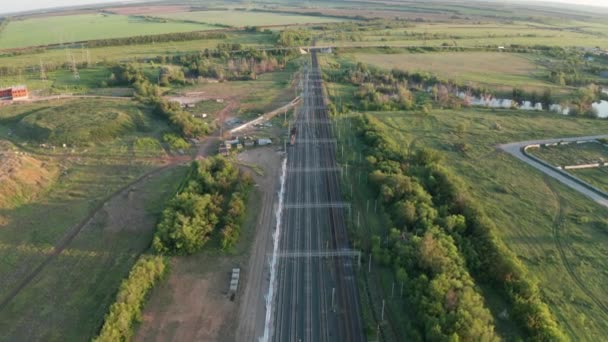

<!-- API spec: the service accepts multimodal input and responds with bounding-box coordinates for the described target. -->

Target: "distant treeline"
[0,30,228,55]
[86,30,228,48]
[153,45,287,81]
[153,157,251,255]
[246,8,369,21]
[356,115,567,341]
[0,18,9,35]
[326,55,605,116]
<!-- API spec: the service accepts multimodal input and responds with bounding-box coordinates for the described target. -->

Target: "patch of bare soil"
[135,256,239,342]
[104,6,191,15]
[135,147,282,342]
[0,141,58,209]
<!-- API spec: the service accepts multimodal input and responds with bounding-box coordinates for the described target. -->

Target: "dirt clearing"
[135,147,283,342]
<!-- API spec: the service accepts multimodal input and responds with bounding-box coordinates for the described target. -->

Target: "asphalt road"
[499,134,608,208]
[272,51,365,342]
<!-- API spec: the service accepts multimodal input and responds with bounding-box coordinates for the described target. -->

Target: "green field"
[0,31,272,69]
[570,167,608,192]
[157,10,347,27]
[529,142,608,167]
[349,51,565,93]
[0,99,170,158]
[346,108,608,339]
[0,162,187,341]
[0,97,186,340]
[320,21,608,49]
[0,13,218,49]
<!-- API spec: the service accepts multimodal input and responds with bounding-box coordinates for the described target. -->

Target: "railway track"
[272,50,364,341]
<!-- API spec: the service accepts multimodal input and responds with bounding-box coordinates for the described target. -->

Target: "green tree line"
[356,114,568,341]
[152,156,251,255]
[93,255,167,342]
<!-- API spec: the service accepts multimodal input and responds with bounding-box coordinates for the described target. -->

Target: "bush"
[153,157,250,255]
[94,255,167,342]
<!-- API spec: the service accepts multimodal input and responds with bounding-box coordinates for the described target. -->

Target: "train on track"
[290,127,297,146]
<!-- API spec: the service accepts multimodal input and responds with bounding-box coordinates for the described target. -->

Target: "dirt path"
[235,147,283,341]
[134,147,282,342]
[499,135,608,208]
[544,177,608,316]
[0,158,185,310]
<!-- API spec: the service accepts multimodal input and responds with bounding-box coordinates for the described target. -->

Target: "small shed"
[229,268,241,300]
[258,138,272,146]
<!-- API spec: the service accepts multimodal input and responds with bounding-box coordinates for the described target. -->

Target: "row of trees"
[79,31,226,48]
[151,97,214,137]
[152,157,251,255]
[106,64,214,137]
[356,115,567,341]
[160,47,285,81]
[357,117,498,340]
[330,57,605,117]
[93,255,167,342]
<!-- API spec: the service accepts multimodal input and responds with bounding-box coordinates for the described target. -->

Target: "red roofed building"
[0,86,28,100]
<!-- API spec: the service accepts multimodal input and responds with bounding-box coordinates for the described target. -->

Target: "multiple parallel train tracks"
[272,50,365,342]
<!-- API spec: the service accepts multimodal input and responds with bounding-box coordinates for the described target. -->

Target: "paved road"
[272,51,365,341]
[499,134,608,208]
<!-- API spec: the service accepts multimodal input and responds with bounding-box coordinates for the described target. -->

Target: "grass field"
[320,21,608,49]
[157,10,347,27]
[0,162,187,341]
[348,51,565,93]
[0,13,217,49]
[529,142,608,167]
[570,167,608,192]
[348,108,608,339]
[0,99,169,158]
[173,58,301,120]
[0,99,150,145]
[0,96,185,341]
[0,32,272,70]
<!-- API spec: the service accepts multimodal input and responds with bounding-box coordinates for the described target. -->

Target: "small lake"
[456,92,608,118]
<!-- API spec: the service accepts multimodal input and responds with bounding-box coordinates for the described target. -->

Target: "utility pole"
[368,253,372,273]
[331,287,336,312]
[381,300,385,321]
[39,59,47,81]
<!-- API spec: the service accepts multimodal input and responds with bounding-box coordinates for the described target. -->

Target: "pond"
[455,92,608,118]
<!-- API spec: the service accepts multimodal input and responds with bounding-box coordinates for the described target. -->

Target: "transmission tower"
[39,59,47,81]
[66,51,80,80]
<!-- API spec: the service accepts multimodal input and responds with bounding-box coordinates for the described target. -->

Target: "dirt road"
[134,147,282,342]
[235,147,283,342]
[499,134,608,208]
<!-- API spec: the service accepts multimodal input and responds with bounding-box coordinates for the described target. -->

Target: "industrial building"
[0,86,29,100]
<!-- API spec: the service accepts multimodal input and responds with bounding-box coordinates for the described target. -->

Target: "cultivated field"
[349,51,562,93]
[158,10,347,27]
[353,108,608,339]
[0,13,216,49]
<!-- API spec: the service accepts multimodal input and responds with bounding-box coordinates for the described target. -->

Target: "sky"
[0,0,607,15]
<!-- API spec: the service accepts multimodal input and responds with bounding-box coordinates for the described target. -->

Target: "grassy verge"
[363,108,608,339]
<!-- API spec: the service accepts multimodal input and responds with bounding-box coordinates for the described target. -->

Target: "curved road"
[499,134,608,208]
